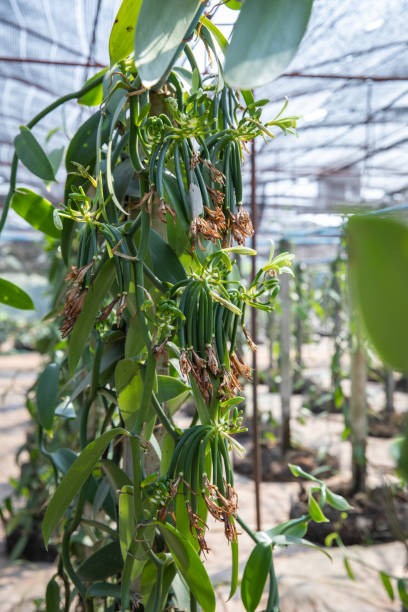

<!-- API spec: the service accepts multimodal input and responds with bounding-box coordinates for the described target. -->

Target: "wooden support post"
[350,328,367,494]
[384,369,395,413]
[280,262,292,455]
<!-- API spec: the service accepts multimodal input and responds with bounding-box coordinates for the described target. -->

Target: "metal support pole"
[384,369,395,413]
[250,139,261,532]
[350,326,367,493]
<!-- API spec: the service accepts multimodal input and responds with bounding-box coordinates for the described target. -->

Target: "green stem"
[80,518,117,538]
[236,514,259,544]
[0,73,105,235]
[151,392,179,441]
[190,590,198,612]
[61,480,89,601]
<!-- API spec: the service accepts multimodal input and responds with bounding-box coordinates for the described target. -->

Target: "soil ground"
[0,339,406,611]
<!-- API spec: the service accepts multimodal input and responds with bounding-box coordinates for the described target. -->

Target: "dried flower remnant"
[179,350,192,376]
[206,342,219,376]
[230,352,252,380]
[202,475,238,543]
[230,207,254,246]
[186,501,210,554]
[190,216,221,244]
[242,325,257,352]
[59,262,93,337]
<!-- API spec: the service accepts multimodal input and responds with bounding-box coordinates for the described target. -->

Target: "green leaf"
[14,126,55,181]
[398,578,408,608]
[380,571,394,601]
[224,0,314,89]
[115,359,143,429]
[241,541,272,612]
[326,488,353,511]
[228,537,239,600]
[36,363,60,430]
[87,582,121,599]
[201,17,228,53]
[267,533,332,559]
[101,458,132,491]
[68,260,115,373]
[149,229,186,284]
[109,0,142,64]
[119,485,136,560]
[0,277,34,310]
[266,516,308,538]
[225,0,242,8]
[157,522,215,612]
[344,558,355,581]
[10,189,61,239]
[157,375,190,403]
[42,427,127,546]
[308,494,329,523]
[134,0,202,88]
[77,541,123,581]
[348,216,408,372]
[45,577,60,612]
[48,146,65,177]
[288,463,322,483]
[50,448,77,475]
[78,69,107,106]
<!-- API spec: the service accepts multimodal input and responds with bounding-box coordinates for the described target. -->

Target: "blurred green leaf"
[348,215,408,372]
[380,572,394,601]
[46,577,60,612]
[36,363,60,430]
[308,493,329,523]
[78,541,123,581]
[224,0,313,89]
[0,277,34,310]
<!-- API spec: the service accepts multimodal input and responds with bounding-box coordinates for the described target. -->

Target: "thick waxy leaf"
[68,260,115,373]
[119,485,136,560]
[157,523,215,612]
[348,215,408,372]
[308,494,329,523]
[42,427,127,546]
[224,0,314,89]
[267,516,308,538]
[36,363,60,430]
[109,0,142,64]
[10,189,61,239]
[326,488,353,511]
[78,541,123,581]
[45,577,60,612]
[115,359,143,429]
[101,459,132,491]
[149,229,186,284]
[0,277,34,310]
[157,375,190,403]
[78,69,107,106]
[241,541,272,611]
[14,126,55,181]
[134,0,202,88]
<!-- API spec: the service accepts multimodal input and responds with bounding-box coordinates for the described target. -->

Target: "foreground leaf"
[36,363,60,430]
[14,126,55,181]
[109,0,142,64]
[0,278,34,310]
[241,541,271,611]
[134,0,202,88]
[224,0,313,89]
[42,427,127,546]
[348,215,408,372]
[68,260,115,373]
[11,188,61,239]
[157,522,215,612]
[78,541,123,581]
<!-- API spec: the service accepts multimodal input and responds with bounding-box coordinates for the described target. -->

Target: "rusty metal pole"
[250,139,261,531]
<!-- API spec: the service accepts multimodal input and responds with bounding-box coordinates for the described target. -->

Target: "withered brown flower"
[230,207,254,246]
[242,325,257,352]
